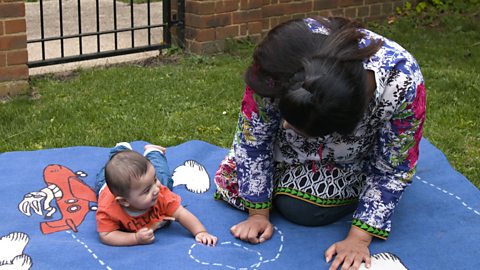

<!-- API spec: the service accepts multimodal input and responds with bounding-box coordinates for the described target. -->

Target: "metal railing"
[27,0,184,68]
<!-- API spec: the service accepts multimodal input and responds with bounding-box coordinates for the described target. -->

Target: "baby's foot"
[144,144,166,155]
[115,142,132,150]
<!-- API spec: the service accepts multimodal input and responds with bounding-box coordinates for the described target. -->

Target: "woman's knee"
[274,195,356,226]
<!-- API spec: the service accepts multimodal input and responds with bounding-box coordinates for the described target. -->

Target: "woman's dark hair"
[245,16,383,136]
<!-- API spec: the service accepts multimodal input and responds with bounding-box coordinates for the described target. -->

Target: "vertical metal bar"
[113,0,118,50]
[39,0,45,60]
[147,0,151,45]
[130,0,134,47]
[163,0,171,46]
[177,0,185,48]
[96,0,100,52]
[59,0,64,57]
[77,0,82,55]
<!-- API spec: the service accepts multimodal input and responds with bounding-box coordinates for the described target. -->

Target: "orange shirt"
[96,184,181,233]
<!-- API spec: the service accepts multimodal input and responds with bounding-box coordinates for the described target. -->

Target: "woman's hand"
[195,231,218,246]
[325,226,373,270]
[230,209,273,244]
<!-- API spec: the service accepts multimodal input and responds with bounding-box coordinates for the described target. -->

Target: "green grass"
[1,14,479,188]
[368,14,480,188]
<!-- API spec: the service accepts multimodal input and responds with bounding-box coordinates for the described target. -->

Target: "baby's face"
[125,164,160,211]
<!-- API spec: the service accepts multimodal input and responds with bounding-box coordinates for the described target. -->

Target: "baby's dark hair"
[245,16,383,136]
[105,150,150,197]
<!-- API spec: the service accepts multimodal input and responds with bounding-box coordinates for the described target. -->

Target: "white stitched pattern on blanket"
[417,176,480,216]
[66,231,112,270]
[188,226,284,269]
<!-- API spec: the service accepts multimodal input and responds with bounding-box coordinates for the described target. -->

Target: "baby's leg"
[144,145,173,190]
[94,142,133,194]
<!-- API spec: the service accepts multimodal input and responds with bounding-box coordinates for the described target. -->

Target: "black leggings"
[274,195,357,226]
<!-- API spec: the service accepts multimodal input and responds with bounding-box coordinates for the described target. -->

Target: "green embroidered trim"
[213,191,222,200]
[241,198,272,209]
[352,218,389,239]
[274,187,357,206]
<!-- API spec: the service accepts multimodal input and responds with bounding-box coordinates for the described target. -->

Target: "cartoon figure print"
[18,164,97,234]
[0,232,32,270]
[172,160,210,193]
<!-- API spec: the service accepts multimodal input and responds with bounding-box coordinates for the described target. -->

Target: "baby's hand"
[195,231,217,246]
[135,227,155,245]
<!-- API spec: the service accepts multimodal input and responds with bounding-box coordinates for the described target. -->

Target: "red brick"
[370,3,381,16]
[313,0,338,10]
[0,65,28,82]
[382,2,394,14]
[6,49,27,65]
[263,3,288,17]
[186,13,232,28]
[291,13,304,20]
[365,0,384,4]
[331,8,345,16]
[0,3,25,18]
[248,0,264,9]
[0,21,4,36]
[0,35,27,51]
[186,1,215,15]
[216,25,239,39]
[215,0,238,13]
[0,52,6,67]
[358,6,370,17]
[186,40,224,54]
[345,7,357,18]
[269,17,280,29]
[232,9,262,24]
[292,1,312,13]
[185,27,215,42]
[339,0,363,7]
[247,21,262,35]
[240,23,247,35]
[262,18,270,30]
[239,0,248,10]
[365,14,388,22]
[5,19,26,34]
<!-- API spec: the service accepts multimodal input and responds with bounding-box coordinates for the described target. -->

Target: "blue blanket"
[0,139,479,269]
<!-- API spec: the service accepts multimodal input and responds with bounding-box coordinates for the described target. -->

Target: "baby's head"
[105,150,159,211]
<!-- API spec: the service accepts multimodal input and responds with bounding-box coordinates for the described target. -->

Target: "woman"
[214,16,425,270]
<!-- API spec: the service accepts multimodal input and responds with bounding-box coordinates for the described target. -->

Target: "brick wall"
[0,0,29,97]
[184,0,410,54]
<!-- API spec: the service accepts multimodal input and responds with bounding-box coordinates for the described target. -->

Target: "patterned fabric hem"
[213,190,245,211]
[352,218,389,240]
[214,191,272,210]
[274,187,357,207]
[241,198,272,210]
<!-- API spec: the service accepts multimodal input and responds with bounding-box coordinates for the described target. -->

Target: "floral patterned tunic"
[214,18,426,240]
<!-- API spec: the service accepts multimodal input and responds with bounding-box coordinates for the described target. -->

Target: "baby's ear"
[115,196,129,207]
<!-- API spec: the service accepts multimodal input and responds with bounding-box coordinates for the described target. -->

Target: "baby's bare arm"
[172,205,217,246]
[99,227,155,246]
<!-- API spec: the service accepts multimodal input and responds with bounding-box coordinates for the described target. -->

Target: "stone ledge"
[0,80,29,98]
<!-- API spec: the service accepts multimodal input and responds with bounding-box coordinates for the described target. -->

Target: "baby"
[95,142,217,246]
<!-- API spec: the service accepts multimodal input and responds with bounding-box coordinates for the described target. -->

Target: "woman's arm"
[235,86,282,208]
[353,68,426,240]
